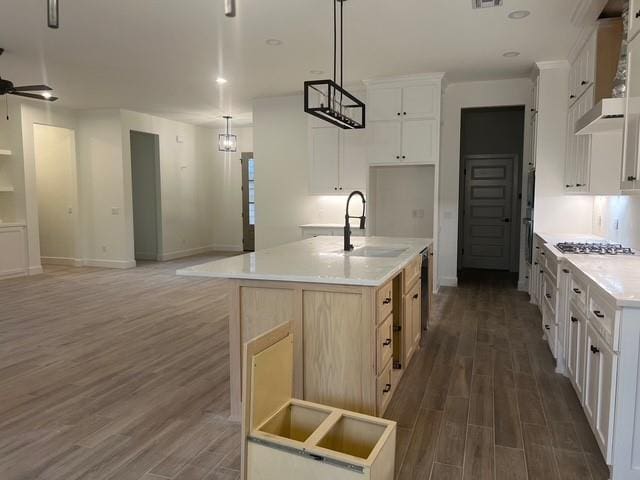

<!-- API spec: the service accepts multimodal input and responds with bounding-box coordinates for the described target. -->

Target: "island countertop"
[177,236,432,287]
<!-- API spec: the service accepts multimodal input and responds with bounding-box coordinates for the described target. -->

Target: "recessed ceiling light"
[503,51,520,58]
[42,92,53,99]
[310,70,324,75]
[508,10,530,19]
[265,38,283,46]
[216,77,228,85]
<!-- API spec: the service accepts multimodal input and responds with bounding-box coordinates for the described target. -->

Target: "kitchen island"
[178,236,433,421]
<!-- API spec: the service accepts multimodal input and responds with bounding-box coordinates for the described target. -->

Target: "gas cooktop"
[555,242,635,255]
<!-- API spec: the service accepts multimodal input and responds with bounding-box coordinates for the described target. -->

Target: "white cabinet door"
[402,84,438,119]
[0,226,27,278]
[576,91,593,192]
[309,127,340,194]
[340,128,367,192]
[622,35,640,191]
[368,121,402,164]
[584,324,600,426]
[367,88,402,121]
[630,0,640,43]
[401,118,437,164]
[564,102,577,190]
[595,339,617,463]
[567,306,586,399]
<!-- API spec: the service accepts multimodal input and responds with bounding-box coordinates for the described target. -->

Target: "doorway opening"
[241,152,255,252]
[34,124,79,265]
[130,131,162,261]
[457,106,525,279]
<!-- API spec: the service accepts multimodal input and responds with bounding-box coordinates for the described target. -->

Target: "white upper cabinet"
[367,88,402,121]
[364,74,443,166]
[401,118,437,164]
[308,125,366,195]
[622,34,640,191]
[630,0,640,43]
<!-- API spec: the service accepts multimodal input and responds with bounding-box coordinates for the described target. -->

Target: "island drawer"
[377,280,393,323]
[403,255,421,293]
[376,359,393,415]
[376,313,393,375]
[569,270,588,314]
[588,290,620,352]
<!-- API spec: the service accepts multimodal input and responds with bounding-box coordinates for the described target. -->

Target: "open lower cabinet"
[241,323,397,480]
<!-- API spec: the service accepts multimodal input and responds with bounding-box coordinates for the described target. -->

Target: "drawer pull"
[636,10,640,18]
[540,251,546,256]
[383,297,391,305]
[383,383,391,393]
[540,270,544,274]
[573,288,582,294]
[593,310,605,319]
[562,269,570,274]
[545,293,552,299]
[534,262,538,265]
[309,453,325,462]
[545,325,550,330]
[413,293,419,299]
[382,338,392,346]
[570,316,578,323]
[590,345,600,354]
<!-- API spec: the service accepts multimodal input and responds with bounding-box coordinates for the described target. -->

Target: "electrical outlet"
[101,245,107,253]
[111,207,120,215]
[67,207,73,214]
[176,135,184,143]
[413,209,425,218]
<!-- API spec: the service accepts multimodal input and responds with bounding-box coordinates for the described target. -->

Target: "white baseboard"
[28,265,43,275]
[0,267,29,279]
[41,257,83,267]
[83,259,137,269]
[158,244,242,261]
[439,276,458,287]
[135,252,158,261]
[517,279,529,292]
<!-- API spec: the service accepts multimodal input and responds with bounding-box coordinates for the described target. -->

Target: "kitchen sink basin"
[347,246,408,258]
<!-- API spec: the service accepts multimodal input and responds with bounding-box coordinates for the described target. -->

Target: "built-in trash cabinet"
[241,322,397,480]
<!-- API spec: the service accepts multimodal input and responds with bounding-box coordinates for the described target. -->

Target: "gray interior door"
[462,155,515,270]
[241,153,255,252]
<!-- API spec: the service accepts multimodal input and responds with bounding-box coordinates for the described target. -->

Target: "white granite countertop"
[177,236,431,287]
[535,231,640,308]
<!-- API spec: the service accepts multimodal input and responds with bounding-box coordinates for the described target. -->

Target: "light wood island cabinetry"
[178,236,433,421]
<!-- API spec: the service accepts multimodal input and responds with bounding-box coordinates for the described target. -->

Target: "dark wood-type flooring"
[0,259,609,479]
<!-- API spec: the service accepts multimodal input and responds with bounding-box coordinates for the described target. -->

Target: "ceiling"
[0,0,598,127]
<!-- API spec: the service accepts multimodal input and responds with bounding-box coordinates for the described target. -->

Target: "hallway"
[0,262,609,479]
[386,270,609,479]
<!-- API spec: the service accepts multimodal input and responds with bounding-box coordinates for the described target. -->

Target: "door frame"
[458,153,521,272]
[129,130,163,261]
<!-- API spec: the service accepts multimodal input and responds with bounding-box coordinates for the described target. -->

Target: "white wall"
[211,126,253,251]
[371,165,435,238]
[593,196,640,250]
[440,78,533,287]
[253,95,349,250]
[34,124,77,263]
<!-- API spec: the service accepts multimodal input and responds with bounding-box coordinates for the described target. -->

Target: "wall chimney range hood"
[575,98,625,135]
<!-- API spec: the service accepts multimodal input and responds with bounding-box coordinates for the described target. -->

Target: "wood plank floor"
[385,269,610,480]
[0,260,609,479]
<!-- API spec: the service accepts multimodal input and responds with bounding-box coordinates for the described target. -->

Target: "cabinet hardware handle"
[397,112,401,116]
[573,288,581,294]
[334,187,338,191]
[628,176,637,181]
[396,155,400,159]
[413,293,419,299]
[534,262,538,265]
[393,325,402,332]
[593,310,605,319]
[565,184,571,188]
[383,383,391,393]
[540,251,545,256]
[581,80,588,86]
[402,155,406,159]
[339,187,343,190]
[576,184,585,187]
[570,94,576,99]
[590,345,600,354]
[540,270,544,274]
[545,325,550,330]
[403,112,407,115]
[562,269,570,274]
[383,338,392,346]
[545,294,552,299]
[309,453,325,462]
[383,297,391,305]
[636,10,640,18]
[535,246,540,249]
[571,316,578,323]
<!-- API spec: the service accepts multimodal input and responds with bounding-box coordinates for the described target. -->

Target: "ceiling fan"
[0,49,57,102]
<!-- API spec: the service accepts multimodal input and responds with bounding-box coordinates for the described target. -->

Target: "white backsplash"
[593,196,640,250]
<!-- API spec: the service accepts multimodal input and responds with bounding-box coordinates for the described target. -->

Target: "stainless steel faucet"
[344,191,366,251]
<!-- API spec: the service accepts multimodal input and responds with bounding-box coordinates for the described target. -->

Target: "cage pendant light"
[304,0,365,129]
[218,116,238,152]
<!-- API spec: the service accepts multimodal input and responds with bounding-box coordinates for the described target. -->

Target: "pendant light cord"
[333,0,337,84]
[340,0,344,90]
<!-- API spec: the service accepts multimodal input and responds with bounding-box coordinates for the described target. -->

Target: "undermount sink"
[347,246,408,258]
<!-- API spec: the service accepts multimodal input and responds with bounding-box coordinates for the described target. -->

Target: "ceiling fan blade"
[10,92,58,101]
[12,85,53,92]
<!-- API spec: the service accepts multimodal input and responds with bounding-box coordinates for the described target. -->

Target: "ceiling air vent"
[472,0,503,8]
